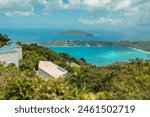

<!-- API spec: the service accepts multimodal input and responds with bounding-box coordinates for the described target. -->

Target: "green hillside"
[0,38,150,99]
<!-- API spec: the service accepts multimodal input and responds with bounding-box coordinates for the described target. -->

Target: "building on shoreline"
[0,43,22,67]
[38,61,68,78]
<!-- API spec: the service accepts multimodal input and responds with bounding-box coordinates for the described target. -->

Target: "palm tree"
[67,67,89,91]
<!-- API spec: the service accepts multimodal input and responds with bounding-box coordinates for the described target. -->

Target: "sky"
[0,0,150,32]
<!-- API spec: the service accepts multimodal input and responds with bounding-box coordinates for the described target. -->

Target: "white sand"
[129,47,150,54]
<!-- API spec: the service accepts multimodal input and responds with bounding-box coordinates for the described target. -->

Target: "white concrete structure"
[38,61,68,78]
[0,43,22,67]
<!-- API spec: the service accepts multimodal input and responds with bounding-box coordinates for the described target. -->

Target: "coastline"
[46,45,103,48]
[129,47,150,54]
[47,45,150,54]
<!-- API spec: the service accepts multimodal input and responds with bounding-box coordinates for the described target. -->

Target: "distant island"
[56,30,94,36]
[39,40,150,52]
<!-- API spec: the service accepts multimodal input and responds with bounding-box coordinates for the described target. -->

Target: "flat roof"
[0,43,20,54]
[0,46,16,54]
[39,61,68,78]
[9,43,21,48]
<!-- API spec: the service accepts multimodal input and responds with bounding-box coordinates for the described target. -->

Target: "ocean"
[49,46,150,66]
[0,28,149,43]
[0,28,150,66]
[0,28,107,43]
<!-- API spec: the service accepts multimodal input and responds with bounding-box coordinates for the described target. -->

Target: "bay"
[48,46,150,66]
[0,28,150,66]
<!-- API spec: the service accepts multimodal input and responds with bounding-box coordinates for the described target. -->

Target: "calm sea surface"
[0,28,149,66]
[0,28,108,43]
[0,28,149,43]
[49,46,150,66]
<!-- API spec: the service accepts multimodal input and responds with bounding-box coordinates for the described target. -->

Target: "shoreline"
[47,46,150,54]
[46,45,103,48]
[129,47,150,54]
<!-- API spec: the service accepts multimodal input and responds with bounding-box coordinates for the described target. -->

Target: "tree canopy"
[0,43,150,100]
[0,35,150,100]
[0,34,10,47]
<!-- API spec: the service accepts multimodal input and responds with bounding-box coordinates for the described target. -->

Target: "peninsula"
[39,40,150,52]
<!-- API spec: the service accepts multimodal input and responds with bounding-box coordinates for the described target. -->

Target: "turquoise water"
[0,28,149,66]
[0,28,149,43]
[48,46,150,66]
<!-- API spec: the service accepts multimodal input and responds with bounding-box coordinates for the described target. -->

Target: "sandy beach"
[129,47,150,54]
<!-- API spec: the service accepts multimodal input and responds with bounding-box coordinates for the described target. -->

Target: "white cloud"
[4,10,34,17]
[0,0,149,27]
[0,0,34,17]
[82,0,111,11]
[111,0,131,11]
[38,0,81,10]
[81,0,144,12]
[79,15,140,27]
[80,0,150,26]
[80,18,127,26]
[36,0,150,26]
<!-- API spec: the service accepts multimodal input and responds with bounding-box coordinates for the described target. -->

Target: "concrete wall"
[39,68,53,78]
[0,46,22,67]
[14,46,23,60]
[0,51,19,67]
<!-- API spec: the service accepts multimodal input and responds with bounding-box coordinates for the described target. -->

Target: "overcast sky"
[0,0,150,31]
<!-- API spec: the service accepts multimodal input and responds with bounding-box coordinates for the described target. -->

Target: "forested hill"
[56,30,94,36]
[0,49,150,100]
[0,43,150,100]
[39,40,150,52]
[18,42,87,75]
[0,34,150,100]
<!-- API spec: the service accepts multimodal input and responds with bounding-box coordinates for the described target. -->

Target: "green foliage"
[0,33,10,47]
[66,67,89,90]
[1,58,150,100]
[0,40,150,100]
[0,64,93,100]
[18,43,86,75]
[41,40,150,52]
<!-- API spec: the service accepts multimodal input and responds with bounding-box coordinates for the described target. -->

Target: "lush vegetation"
[57,30,93,36]
[0,34,10,47]
[18,42,86,76]
[0,35,150,100]
[0,57,150,100]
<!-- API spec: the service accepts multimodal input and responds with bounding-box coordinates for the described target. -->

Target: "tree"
[67,67,89,91]
[0,34,10,46]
